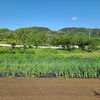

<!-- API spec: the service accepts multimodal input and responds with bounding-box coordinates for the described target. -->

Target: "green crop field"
[0,48,100,78]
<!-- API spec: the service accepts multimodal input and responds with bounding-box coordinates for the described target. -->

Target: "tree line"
[0,27,100,51]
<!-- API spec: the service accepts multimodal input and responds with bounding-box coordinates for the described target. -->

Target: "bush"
[0,47,11,54]
[0,47,35,54]
[25,49,35,54]
[18,48,35,54]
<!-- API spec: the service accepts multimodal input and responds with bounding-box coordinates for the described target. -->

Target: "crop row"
[0,54,100,78]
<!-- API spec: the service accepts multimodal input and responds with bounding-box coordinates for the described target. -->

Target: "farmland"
[0,78,100,100]
[0,47,100,99]
[0,48,100,78]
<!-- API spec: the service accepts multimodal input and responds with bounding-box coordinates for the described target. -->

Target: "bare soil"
[0,78,100,100]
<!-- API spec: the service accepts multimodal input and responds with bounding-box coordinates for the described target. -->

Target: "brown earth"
[0,78,100,100]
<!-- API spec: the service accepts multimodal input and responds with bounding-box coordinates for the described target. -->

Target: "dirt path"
[0,78,100,100]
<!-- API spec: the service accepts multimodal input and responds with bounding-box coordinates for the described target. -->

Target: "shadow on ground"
[92,90,100,98]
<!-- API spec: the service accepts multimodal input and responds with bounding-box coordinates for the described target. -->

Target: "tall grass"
[0,54,100,78]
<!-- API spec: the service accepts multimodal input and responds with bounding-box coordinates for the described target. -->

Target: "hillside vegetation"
[0,27,100,51]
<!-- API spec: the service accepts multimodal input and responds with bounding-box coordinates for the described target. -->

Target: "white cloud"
[71,17,78,21]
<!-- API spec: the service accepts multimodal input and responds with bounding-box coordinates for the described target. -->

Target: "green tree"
[77,37,90,50]
[89,38,100,50]
[15,28,28,48]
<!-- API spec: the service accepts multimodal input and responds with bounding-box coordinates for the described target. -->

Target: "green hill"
[58,27,100,37]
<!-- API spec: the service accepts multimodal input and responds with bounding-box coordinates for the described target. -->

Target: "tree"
[50,34,76,50]
[7,39,17,49]
[89,38,100,50]
[15,28,28,48]
[50,36,60,46]
[27,32,40,48]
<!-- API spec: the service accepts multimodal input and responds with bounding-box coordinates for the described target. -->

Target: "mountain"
[0,27,100,37]
[15,26,53,34]
[58,27,100,37]
[0,28,11,33]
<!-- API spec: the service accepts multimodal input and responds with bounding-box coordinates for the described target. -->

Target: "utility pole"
[89,32,91,38]
[89,30,91,38]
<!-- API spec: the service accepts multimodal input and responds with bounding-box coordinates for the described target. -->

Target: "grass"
[58,52,100,58]
[0,46,100,58]
[33,48,100,58]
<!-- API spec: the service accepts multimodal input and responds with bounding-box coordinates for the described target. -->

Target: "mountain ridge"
[0,26,100,37]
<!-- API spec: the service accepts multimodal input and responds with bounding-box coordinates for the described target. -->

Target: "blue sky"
[0,0,100,31]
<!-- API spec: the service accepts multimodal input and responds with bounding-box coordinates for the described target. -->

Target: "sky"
[0,0,100,31]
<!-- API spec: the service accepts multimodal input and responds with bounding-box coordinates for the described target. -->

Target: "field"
[0,48,100,78]
[0,78,100,100]
[0,48,100,99]
[0,54,100,78]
